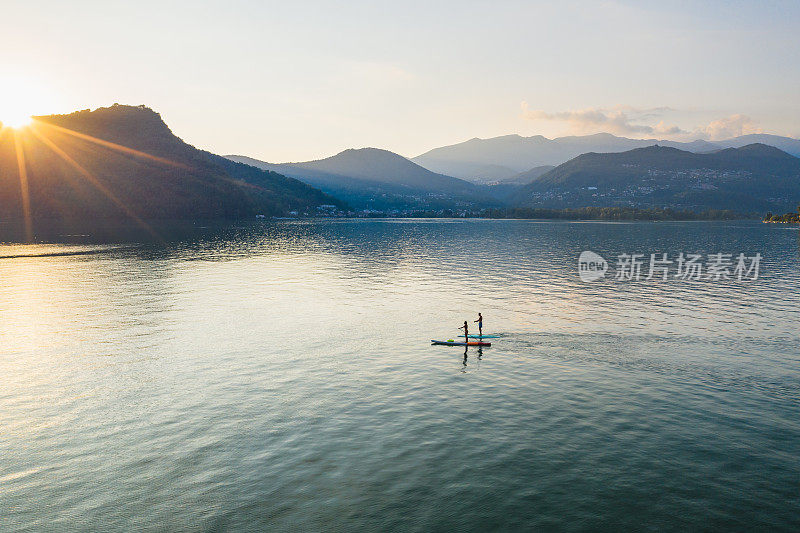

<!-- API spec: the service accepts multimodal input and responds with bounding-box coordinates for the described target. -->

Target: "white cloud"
[652,121,684,135]
[695,114,762,140]
[521,103,769,141]
[521,102,685,137]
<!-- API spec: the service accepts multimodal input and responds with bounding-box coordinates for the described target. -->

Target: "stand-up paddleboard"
[431,340,491,347]
[458,334,499,339]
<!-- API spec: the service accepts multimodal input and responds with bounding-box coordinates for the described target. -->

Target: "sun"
[0,75,55,130]
[3,113,33,129]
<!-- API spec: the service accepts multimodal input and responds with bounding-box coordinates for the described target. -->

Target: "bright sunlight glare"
[4,114,33,129]
[0,76,56,129]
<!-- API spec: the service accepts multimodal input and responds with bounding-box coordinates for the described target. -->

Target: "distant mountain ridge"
[7,105,797,224]
[0,104,342,225]
[504,165,556,185]
[227,149,489,210]
[412,132,800,182]
[517,143,800,213]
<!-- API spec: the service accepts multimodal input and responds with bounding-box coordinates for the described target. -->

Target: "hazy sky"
[1,0,799,161]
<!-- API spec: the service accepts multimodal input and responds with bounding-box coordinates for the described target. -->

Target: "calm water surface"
[1,220,798,531]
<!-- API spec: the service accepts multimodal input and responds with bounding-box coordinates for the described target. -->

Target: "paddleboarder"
[459,320,469,340]
[474,313,483,338]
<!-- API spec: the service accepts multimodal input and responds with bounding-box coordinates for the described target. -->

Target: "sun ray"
[33,121,191,170]
[31,119,273,196]
[28,125,161,241]
[12,130,34,242]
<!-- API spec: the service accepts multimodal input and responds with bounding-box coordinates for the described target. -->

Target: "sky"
[1,0,799,162]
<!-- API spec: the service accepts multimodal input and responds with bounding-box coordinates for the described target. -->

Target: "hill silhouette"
[518,143,800,213]
[504,165,556,185]
[0,104,342,231]
[412,132,800,181]
[227,149,488,210]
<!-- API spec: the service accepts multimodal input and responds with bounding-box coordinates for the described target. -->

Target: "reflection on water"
[1,219,799,531]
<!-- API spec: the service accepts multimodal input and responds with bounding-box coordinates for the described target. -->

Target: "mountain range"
[412,133,800,182]
[518,143,800,213]
[0,105,341,226]
[229,135,800,214]
[226,149,489,211]
[3,103,798,225]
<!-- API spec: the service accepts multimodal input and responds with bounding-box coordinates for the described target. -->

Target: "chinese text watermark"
[579,251,761,282]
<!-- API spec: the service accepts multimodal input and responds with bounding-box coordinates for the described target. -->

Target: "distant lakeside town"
[274,204,753,221]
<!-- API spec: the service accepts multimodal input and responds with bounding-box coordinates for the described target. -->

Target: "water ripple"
[0,220,798,532]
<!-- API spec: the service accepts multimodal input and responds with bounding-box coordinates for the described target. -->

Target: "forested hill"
[227,148,491,210]
[412,132,800,181]
[517,144,800,213]
[0,104,343,225]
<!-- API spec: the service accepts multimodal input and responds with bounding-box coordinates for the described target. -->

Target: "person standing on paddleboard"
[459,320,469,340]
[474,313,483,338]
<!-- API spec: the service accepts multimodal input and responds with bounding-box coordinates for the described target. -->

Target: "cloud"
[652,121,684,135]
[521,103,766,141]
[521,102,686,137]
[695,114,762,140]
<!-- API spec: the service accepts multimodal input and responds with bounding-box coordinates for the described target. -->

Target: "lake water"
[1,219,798,531]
